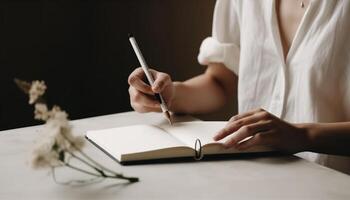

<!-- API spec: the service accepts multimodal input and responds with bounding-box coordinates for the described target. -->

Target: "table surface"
[1,111,350,200]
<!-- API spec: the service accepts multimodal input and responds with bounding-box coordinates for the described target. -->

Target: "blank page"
[161,122,227,147]
[86,125,186,160]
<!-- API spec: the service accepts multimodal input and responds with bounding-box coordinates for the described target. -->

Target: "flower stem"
[61,133,139,182]
[61,133,119,175]
[51,167,104,185]
[64,162,138,182]
[65,163,102,177]
[67,151,110,176]
[77,149,117,174]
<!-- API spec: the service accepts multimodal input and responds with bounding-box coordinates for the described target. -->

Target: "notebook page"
[86,125,187,160]
[161,121,227,148]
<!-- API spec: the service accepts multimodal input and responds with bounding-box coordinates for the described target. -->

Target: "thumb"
[152,72,172,93]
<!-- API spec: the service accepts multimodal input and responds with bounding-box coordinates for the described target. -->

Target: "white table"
[1,111,350,200]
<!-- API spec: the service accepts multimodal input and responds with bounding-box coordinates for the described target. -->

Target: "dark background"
[0,0,235,131]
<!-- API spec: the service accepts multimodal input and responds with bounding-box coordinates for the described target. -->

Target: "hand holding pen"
[128,34,173,124]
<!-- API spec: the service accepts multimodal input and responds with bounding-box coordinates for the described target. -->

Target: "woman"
[128,0,350,174]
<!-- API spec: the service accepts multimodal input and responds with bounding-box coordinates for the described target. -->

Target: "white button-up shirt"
[198,0,350,174]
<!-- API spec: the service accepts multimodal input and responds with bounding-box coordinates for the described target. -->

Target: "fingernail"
[223,142,230,149]
[213,135,219,141]
[224,140,236,149]
[154,102,160,107]
[213,132,223,141]
[152,86,159,92]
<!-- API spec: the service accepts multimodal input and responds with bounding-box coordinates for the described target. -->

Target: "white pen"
[129,34,173,125]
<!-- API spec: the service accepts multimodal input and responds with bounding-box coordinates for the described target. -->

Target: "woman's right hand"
[128,67,174,113]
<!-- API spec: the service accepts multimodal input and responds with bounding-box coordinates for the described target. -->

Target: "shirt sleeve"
[197,0,241,75]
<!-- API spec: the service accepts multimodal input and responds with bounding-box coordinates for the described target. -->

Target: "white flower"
[22,80,137,182]
[30,105,85,169]
[34,103,49,121]
[47,106,70,129]
[70,136,85,151]
[46,106,85,151]
[29,81,47,104]
[30,134,62,169]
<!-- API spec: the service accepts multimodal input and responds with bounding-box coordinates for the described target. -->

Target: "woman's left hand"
[213,108,311,153]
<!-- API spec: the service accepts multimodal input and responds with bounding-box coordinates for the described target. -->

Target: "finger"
[214,111,271,141]
[228,108,265,122]
[130,79,154,95]
[148,68,161,79]
[214,116,261,141]
[223,120,273,148]
[152,72,172,93]
[236,131,275,150]
[129,87,160,108]
[131,103,162,113]
[128,68,154,95]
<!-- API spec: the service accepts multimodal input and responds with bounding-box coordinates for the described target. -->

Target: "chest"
[239,0,347,67]
[276,0,309,58]
[237,0,349,112]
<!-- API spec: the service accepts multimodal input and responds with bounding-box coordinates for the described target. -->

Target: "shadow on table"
[56,181,137,200]
[121,152,299,166]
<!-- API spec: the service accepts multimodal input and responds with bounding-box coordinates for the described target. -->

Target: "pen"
[128,34,173,125]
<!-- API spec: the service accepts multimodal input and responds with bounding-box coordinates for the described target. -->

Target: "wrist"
[168,81,185,113]
[295,123,320,152]
[294,122,350,155]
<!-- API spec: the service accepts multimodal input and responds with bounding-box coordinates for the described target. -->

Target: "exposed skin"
[128,0,350,156]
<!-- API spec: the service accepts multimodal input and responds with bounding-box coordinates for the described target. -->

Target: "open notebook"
[85,121,272,164]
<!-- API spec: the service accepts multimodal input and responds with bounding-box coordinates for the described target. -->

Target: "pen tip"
[128,33,133,38]
[164,111,173,125]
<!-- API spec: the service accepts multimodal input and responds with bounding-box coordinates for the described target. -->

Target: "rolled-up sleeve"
[197,0,241,75]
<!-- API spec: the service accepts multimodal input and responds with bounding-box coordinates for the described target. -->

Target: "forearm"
[170,74,228,114]
[303,122,350,156]
[169,64,237,114]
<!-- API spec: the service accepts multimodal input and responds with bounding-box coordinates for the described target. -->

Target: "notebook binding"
[194,138,204,160]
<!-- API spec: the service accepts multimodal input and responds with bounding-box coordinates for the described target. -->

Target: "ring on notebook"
[194,139,204,161]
